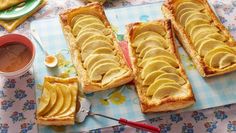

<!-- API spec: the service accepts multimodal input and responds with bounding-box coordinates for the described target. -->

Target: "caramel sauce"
[0,43,32,72]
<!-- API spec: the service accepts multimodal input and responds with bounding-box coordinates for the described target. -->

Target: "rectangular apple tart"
[126,20,195,112]
[162,0,236,77]
[36,76,78,125]
[59,3,133,93]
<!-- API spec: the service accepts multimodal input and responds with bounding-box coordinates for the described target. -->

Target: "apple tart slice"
[126,20,195,112]
[59,3,133,93]
[36,76,78,125]
[162,0,236,77]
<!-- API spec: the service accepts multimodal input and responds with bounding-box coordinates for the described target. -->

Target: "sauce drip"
[0,43,32,72]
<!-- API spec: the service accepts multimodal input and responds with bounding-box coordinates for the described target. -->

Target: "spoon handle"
[31,29,48,55]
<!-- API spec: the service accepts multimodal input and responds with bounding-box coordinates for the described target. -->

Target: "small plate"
[0,0,41,20]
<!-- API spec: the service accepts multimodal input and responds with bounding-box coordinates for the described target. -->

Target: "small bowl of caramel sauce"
[0,34,35,78]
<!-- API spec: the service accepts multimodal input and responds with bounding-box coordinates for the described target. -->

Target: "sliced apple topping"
[75,28,104,47]
[176,2,204,15]
[205,33,227,42]
[139,56,178,68]
[57,84,72,115]
[185,19,209,35]
[179,11,198,25]
[219,53,236,69]
[82,35,113,49]
[139,45,163,58]
[132,31,163,47]
[72,16,104,36]
[185,13,211,26]
[81,40,114,61]
[141,60,171,79]
[89,63,119,81]
[152,84,186,100]
[146,78,176,96]
[155,73,186,85]
[159,66,180,75]
[83,23,106,32]
[134,23,166,38]
[84,54,119,69]
[142,70,165,86]
[176,8,197,21]
[46,84,64,117]
[142,48,175,60]
[209,52,228,68]
[102,67,127,85]
[191,26,219,43]
[136,38,166,54]
[91,47,114,55]
[204,45,235,65]
[57,85,77,117]
[37,82,51,115]
[71,14,86,27]
[197,39,225,57]
[88,58,120,74]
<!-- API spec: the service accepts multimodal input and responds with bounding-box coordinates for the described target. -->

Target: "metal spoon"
[30,29,58,68]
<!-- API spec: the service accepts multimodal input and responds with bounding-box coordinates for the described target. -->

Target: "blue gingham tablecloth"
[1,0,236,133]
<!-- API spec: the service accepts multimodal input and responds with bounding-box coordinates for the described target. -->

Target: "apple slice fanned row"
[162,0,236,77]
[59,3,133,93]
[126,20,195,113]
[36,76,78,126]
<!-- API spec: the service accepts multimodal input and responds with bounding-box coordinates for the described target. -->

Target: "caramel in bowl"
[0,34,35,78]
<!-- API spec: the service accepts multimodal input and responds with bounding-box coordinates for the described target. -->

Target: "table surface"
[1,0,236,133]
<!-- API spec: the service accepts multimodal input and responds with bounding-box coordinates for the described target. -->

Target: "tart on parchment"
[162,0,236,77]
[59,3,133,93]
[36,76,78,125]
[126,20,195,113]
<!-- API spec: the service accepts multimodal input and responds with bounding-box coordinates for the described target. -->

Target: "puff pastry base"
[36,76,78,126]
[59,3,133,93]
[162,0,236,77]
[126,20,195,112]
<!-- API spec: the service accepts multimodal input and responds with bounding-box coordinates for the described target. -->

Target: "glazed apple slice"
[155,73,186,85]
[132,31,163,47]
[102,67,127,85]
[72,16,104,36]
[133,23,166,38]
[142,70,165,86]
[185,19,209,35]
[197,39,225,56]
[209,52,228,68]
[46,84,64,117]
[142,48,175,60]
[81,40,114,61]
[139,56,178,68]
[75,28,104,47]
[91,47,114,55]
[37,82,51,115]
[84,54,118,69]
[175,1,204,16]
[88,58,120,74]
[89,63,119,81]
[152,84,186,100]
[204,45,235,65]
[219,53,236,69]
[146,78,176,96]
[136,38,166,54]
[141,60,171,79]
[191,25,219,43]
[57,84,72,115]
